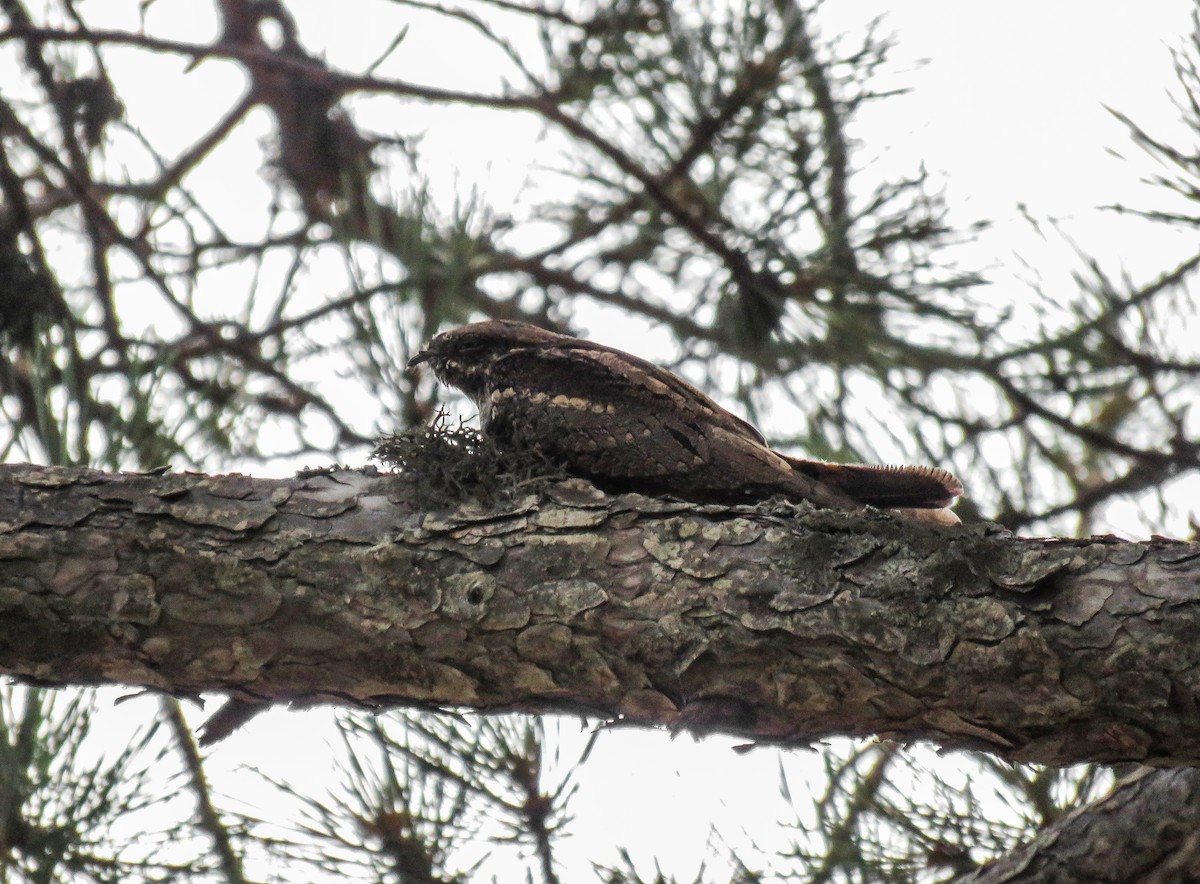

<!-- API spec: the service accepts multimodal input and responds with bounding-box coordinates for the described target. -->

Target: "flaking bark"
[0,463,1197,766]
[956,767,1200,883]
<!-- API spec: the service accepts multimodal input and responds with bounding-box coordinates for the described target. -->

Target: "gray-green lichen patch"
[440,572,497,622]
[1138,565,1200,601]
[699,519,763,546]
[396,660,480,704]
[510,534,611,580]
[159,557,282,626]
[610,493,695,515]
[443,496,541,524]
[0,483,99,531]
[516,623,573,666]
[431,537,506,566]
[526,579,607,619]
[510,661,558,693]
[18,465,96,487]
[619,689,679,719]
[279,490,359,519]
[988,543,1082,590]
[898,628,957,666]
[1051,578,1116,626]
[605,530,651,566]
[532,507,610,529]
[167,497,276,532]
[274,622,345,653]
[480,590,532,631]
[187,634,276,682]
[641,518,729,579]
[98,574,160,624]
[765,579,839,613]
[1160,545,1200,565]
[0,533,51,559]
[921,709,1014,749]
[422,503,535,530]
[545,479,611,508]
[954,597,1017,641]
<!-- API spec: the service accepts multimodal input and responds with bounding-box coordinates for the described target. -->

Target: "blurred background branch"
[1,0,1199,880]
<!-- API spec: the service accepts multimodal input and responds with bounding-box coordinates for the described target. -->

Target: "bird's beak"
[408,350,433,369]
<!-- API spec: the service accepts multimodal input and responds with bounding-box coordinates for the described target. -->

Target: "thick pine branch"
[0,464,1196,767]
[956,767,1200,883]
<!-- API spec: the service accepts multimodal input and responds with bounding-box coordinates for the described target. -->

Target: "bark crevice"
[0,464,1197,767]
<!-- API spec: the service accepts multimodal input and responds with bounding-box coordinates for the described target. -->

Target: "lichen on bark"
[0,463,1197,767]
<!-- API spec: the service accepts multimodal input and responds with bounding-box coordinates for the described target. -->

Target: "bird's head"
[408,320,568,403]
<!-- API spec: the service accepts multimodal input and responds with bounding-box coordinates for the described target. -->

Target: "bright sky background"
[28,0,1200,879]
[206,3,1196,879]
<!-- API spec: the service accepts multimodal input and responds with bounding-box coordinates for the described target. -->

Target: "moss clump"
[373,409,567,509]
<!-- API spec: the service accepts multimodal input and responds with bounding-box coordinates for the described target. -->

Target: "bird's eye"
[456,338,490,354]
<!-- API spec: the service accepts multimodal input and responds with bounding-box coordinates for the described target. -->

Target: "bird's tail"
[783,457,963,510]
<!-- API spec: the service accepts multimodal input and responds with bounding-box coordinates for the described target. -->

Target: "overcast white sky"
[34,0,1200,878]
[196,3,1199,879]
[878,4,1191,213]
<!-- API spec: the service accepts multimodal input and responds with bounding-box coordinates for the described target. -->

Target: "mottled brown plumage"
[409,321,963,521]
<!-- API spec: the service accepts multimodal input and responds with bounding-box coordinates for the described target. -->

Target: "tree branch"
[0,464,1197,767]
[956,767,1200,883]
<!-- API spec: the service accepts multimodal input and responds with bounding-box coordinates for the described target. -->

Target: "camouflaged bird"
[409,320,963,523]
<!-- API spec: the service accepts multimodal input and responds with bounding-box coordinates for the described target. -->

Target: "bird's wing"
[480,344,755,480]
[555,341,768,444]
